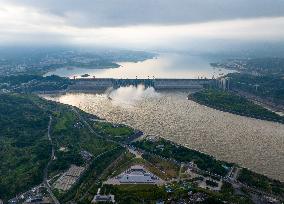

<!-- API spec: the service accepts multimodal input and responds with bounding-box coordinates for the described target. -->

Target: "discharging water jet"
[107,84,160,108]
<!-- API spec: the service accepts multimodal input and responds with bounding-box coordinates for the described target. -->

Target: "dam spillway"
[68,78,214,92]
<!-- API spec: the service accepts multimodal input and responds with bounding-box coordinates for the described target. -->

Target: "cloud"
[2,0,284,27]
[0,0,284,49]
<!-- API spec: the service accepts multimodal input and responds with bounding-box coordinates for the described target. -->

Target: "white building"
[92,188,115,203]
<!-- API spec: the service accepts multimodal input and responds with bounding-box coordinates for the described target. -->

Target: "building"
[104,165,164,185]
[92,195,115,203]
[80,150,93,161]
[24,195,43,204]
[92,188,115,203]
[118,165,159,184]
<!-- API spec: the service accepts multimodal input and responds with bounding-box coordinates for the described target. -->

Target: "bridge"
[68,78,214,92]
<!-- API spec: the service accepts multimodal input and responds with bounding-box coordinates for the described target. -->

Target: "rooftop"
[104,165,164,185]
[92,195,115,203]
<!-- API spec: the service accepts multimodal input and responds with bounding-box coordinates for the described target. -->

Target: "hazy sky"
[1,0,284,50]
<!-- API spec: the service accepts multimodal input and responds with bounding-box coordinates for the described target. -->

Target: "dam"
[68,78,214,91]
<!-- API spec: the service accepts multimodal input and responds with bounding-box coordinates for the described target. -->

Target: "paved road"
[178,162,184,182]
[127,147,142,158]
[71,107,124,147]
[44,116,60,204]
[226,166,240,181]
[71,108,123,201]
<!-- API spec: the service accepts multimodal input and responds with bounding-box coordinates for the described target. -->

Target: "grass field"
[93,121,135,142]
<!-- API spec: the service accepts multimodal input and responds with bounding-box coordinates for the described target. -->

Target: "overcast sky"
[1,0,284,50]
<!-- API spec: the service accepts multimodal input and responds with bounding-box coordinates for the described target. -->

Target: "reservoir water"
[44,53,231,79]
[43,88,284,181]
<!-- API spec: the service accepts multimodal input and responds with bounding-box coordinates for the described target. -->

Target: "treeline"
[190,89,284,123]
[133,139,231,177]
[238,168,284,198]
[93,121,142,143]
[228,73,284,103]
[102,184,166,203]
[0,74,72,93]
[0,93,120,201]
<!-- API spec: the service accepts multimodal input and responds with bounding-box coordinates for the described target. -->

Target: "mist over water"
[108,85,160,108]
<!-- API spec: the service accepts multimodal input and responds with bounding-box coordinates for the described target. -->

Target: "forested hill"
[0,94,53,199]
[0,93,120,202]
[190,89,284,124]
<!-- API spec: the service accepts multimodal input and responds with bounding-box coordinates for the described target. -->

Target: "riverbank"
[189,89,284,124]
[43,91,284,182]
[134,136,284,200]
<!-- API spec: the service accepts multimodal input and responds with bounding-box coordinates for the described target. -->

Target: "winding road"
[44,116,60,204]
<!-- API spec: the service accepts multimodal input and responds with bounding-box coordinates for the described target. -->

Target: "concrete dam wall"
[69,78,114,91]
[68,78,213,92]
[154,79,212,89]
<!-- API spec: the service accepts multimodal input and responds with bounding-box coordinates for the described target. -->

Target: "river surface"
[43,88,284,181]
[44,53,232,79]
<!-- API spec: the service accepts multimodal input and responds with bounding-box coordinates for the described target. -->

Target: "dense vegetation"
[0,47,156,76]
[228,73,284,103]
[102,181,253,204]
[212,58,284,76]
[49,107,118,174]
[218,182,253,204]
[0,93,120,201]
[133,138,231,176]
[190,89,284,123]
[0,94,52,200]
[58,146,125,203]
[102,184,166,204]
[0,74,72,93]
[93,121,142,143]
[238,168,284,198]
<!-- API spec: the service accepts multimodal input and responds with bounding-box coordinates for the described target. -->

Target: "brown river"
[43,86,284,181]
